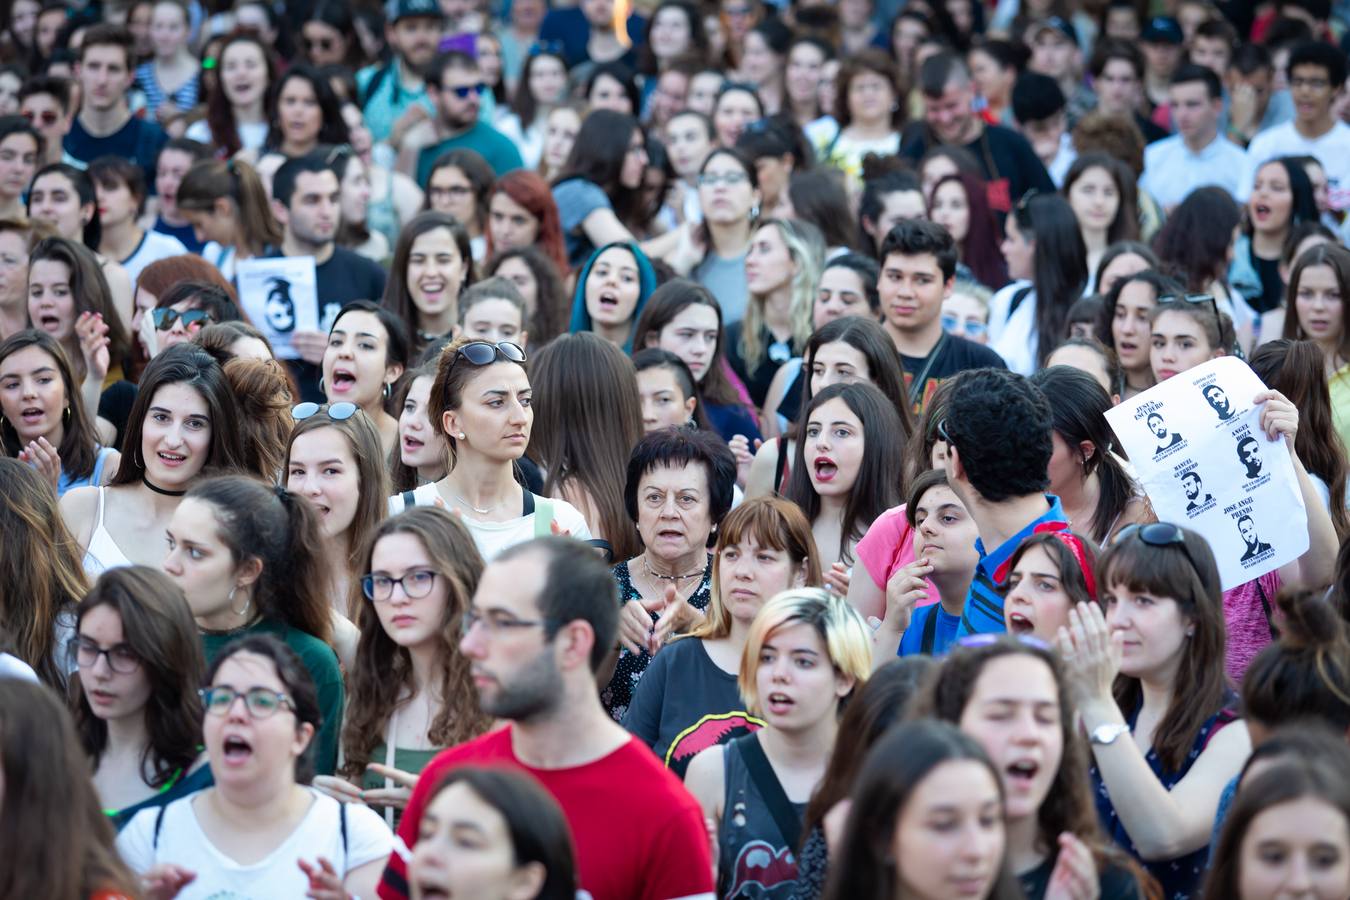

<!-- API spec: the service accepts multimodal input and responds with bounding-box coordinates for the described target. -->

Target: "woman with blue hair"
[568,240,658,352]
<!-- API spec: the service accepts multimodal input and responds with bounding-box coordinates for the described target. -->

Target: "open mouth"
[418,279,446,300]
[222,734,253,764]
[330,368,357,392]
[766,692,795,714]
[157,451,187,467]
[1253,204,1272,219]
[20,406,44,424]
[414,884,449,900]
[597,290,620,310]
[403,436,424,452]
[1007,611,1035,635]
[1006,759,1039,787]
[813,456,838,482]
[37,313,60,331]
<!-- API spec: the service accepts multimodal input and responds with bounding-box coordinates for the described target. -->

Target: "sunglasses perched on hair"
[447,83,489,99]
[1158,292,1220,321]
[941,315,987,339]
[152,308,213,331]
[1114,522,1203,578]
[292,400,359,421]
[450,341,527,370]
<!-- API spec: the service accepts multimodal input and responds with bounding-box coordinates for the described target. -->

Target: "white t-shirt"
[988,280,1037,376]
[0,653,38,682]
[121,229,189,286]
[185,119,268,155]
[1240,120,1350,211]
[117,788,392,900]
[388,484,592,560]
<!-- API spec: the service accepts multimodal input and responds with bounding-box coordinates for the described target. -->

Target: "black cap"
[1030,16,1078,47]
[1141,16,1184,44]
[1012,71,1067,123]
[387,0,444,24]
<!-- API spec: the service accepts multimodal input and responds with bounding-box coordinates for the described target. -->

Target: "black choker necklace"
[142,475,187,497]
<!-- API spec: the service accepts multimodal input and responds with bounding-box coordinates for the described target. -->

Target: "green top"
[200,618,345,776]
[363,743,441,829]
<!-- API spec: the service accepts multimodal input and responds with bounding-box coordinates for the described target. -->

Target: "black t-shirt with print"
[902,335,1007,414]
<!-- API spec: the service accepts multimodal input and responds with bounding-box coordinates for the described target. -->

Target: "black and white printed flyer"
[1104,357,1307,590]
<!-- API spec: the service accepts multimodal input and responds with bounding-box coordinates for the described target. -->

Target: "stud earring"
[458,432,467,440]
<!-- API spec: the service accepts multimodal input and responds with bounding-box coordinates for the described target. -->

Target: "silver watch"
[1089,722,1131,746]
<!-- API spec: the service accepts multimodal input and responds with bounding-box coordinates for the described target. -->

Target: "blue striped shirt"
[134,62,199,118]
[955,495,1069,636]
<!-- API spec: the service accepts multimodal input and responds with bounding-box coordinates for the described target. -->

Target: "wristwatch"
[1089,722,1131,746]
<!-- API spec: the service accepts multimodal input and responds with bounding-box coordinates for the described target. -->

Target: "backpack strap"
[152,803,168,850]
[1008,285,1034,321]
[736,733,802,852]
[920,604,940,655]
[360,62,393,109]
[531,495,554,538]
[401,490,417,511]
[340,800,349,861]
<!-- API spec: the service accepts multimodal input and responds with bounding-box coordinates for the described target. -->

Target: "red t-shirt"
[379,726,716,900]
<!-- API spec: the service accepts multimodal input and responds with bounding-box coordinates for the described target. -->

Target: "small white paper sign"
[235,256,319,360]
[1104,356,1307,590]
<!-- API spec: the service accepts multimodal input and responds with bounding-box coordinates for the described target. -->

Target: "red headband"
[1048,531,1097,600]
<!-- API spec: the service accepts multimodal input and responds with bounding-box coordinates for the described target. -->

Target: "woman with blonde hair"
[685,588,872,898]
[625,496,822,777]
[726,217,822,417]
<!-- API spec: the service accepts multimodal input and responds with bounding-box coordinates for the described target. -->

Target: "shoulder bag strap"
[531,495,553,538]
[1256,578,1278,641]
[152,803,168,850]
[907,332,947,407]
[736,733,802,852]
[920,604,940,655]
[401,490,416,510]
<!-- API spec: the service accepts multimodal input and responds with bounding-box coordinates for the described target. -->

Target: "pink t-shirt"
[1221,570,1282,686]
[854,504,938,607]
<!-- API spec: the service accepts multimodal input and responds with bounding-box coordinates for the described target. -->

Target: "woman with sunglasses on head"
[1030,365,1148,543]
[685,589,872,899]
[910,635,1156,900]
[404,336,590,557]
[991,192,1089,376]
[117,635,392,899]
[161,474,344,776]
[321,300,410,458]
[601,427,737,722]
[626,497,823,776]
[0,457,89,687]
[631,278,760,444]
[529,332,644,561]
[27,164,136,332]
[61,344,247,577]
[0,329,119,495]
[70,566,212,830]
[1056,522,1250,900]
[384,212,475,358]
[1093,270,1181,401]
[0,679,141,900]
[313,508,492,828]
[285,402,389,670]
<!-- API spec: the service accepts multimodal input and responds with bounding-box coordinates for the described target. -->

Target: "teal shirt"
[356,60,435,144]
[200,619,345,777]
[415,121,524,186]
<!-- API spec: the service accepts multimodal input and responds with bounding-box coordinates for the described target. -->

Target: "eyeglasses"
[152,308,213,331]
[1159,292,1219,321]
[698,171,749,187]
[941,315,987,339]
[67,636,140,674]
[199,685,296,719]
[447,83,489,99]
[460,608,555,638]
[22,109,60,126]
[1114,522,1202,579]
[362,569,438,602]
[956,633,1053,651]
[450,341,527,370]
[1290,76,1330,91]
[292,401,358,421]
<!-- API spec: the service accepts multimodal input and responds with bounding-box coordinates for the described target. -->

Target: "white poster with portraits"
[234,256,319,360]
[1104,356,1307,590]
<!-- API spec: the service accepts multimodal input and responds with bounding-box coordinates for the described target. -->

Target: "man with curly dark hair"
[939,367,1068,635]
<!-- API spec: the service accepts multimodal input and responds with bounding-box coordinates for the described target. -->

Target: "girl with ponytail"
[160,473,345,775]
[175,157,283,279]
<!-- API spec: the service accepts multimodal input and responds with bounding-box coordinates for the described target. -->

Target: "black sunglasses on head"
[152,308,212,331]
[451,341,528,369]
[1113,522,1203,580]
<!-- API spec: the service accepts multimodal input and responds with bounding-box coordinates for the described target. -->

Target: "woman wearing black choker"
[60,344,249,576]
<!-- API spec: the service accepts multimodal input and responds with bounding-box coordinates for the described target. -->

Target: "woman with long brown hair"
[0,456,88,686]
[69,566,210,830]
[314,507,492,826]
[185,32,275,158]
[1282,242,1350,452]
[381,211,474,357]
[0,679,140,900]
[528,331,644,561]
[175,157,282,280]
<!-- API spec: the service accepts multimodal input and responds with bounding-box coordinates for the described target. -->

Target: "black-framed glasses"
[199,686,296,719]
[152,308,213,331]
[362,569,438,602]
[1159,292,1220,321]
[450,341,527,370]
[67,636,140,674]
[1114,522,1202,577]
[460,608,555,638]
[448,83,488,99]
[292,401,358,421]
[698,170,749,188]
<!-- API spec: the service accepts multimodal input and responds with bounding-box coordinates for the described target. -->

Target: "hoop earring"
[63,406,71,422]
[229,585,250,617]
[318,376,325,393]
[135,447,144,469]
[383,382,391,399]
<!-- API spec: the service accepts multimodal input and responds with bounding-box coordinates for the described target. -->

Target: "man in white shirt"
[88,155,187,286]
[1240,41,1350,212]
[1140,63,1248,210]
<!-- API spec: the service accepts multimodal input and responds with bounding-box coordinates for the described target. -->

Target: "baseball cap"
[1141,16,1184,44]
[1030,16,1078,47]
[387,0,444,23]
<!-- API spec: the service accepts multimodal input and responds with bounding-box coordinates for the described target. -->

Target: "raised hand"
[19,436,61,492]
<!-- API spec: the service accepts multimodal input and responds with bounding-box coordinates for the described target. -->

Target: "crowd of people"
[2,0,1350,898]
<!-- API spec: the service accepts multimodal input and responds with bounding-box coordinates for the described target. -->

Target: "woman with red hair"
[927,171,1008,290]
[129,255,240,379]
[485,170,568,274]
